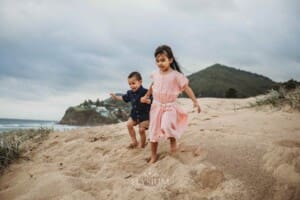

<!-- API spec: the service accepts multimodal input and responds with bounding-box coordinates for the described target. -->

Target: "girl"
[141,45,201,163]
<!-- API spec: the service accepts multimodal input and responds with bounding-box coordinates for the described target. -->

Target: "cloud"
[0,0,299,119]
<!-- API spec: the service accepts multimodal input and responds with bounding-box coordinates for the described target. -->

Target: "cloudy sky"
[0,0,299,120]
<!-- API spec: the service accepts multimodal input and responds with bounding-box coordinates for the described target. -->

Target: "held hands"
[141,95,151,104]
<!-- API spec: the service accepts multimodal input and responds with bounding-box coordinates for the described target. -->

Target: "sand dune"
[0,98,300,200]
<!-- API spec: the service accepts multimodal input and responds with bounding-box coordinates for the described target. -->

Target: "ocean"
[0,118,79,133]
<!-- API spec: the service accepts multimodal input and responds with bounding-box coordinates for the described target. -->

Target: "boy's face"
[128,77,142,92]
[155,53,173,72]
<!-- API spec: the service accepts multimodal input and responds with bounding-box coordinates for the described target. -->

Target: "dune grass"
[251,86,300,111]
[0,128,52,172]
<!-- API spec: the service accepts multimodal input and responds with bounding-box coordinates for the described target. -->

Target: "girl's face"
[155,53,173,72]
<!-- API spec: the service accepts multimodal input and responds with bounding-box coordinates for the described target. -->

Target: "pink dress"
[149,70,189,142]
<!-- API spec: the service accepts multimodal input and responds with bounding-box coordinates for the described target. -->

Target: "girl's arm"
[184,86,201,113]
[141,83,153,104]
[110,93,123,101]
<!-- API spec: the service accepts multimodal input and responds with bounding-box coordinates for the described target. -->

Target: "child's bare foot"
[149,142,158,163]
[127,142,138,149]
[148,155,158,164]
[170,147,177,154]
[138,141,148,148]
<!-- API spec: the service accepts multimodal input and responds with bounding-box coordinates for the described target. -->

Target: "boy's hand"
[141,96,150,104]
[110,93,117,100]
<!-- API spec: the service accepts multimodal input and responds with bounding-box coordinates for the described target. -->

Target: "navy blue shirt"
[122,86,152,122]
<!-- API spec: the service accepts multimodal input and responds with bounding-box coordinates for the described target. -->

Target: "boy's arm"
[110,93,123,101]
[184,86,201,113]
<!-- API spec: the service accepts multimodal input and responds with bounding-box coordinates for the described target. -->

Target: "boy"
[110,71,152,149]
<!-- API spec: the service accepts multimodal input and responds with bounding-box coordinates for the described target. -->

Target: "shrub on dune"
[252,86,300,111]
[0,128,52,172]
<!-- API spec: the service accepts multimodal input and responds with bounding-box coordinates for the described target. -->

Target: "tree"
[96,99,101,106]
[284,79,297,90]
[88,99,93,105]
[225,88,238,98]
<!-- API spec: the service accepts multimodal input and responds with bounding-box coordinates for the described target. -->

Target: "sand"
[0,98,300,200]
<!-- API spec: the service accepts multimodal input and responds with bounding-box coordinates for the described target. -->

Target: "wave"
[0,123,79,133]
[0,118,79,133]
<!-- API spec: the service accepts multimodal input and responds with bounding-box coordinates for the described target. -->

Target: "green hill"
[187,63,276,98]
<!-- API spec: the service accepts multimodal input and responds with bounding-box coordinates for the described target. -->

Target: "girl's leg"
[160,109,177,153]
[149,142,158,163]
[169,137,177,153]
[127,118,138,148]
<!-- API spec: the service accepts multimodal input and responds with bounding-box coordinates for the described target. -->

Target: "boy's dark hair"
[128,71,142,80]
[154,45,183,73]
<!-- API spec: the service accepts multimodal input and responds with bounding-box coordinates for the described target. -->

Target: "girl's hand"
[193,101,201,113]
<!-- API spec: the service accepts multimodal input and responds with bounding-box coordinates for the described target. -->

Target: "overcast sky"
[0,0,299,120]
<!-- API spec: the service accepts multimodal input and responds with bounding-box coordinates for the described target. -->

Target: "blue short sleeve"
[122,91,130,103]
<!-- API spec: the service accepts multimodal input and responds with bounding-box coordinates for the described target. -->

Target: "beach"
[0,97,299,200]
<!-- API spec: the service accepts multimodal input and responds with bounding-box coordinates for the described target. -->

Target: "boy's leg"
[169,137,177,153]
[149,142,158,163]
[138,120,149,148]
[127,118,138,148]
[138,127,146,148]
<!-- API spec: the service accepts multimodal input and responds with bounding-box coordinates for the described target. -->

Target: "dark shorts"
[129,117,149,130]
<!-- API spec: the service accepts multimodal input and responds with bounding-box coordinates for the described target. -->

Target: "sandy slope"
[0,98,300,200]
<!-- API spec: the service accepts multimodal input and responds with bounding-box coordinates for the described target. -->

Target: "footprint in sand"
[165,144,208,165]
[88,135,112,143]
[262,140,300,198]
[276,140,300,148]
[43,140,60,150]
[205,128,223,133]
[83,161,101,174]
[188,122,197,127]
[92,146,105,153]
[144,152,168,163]
[102,149,111,156]
[42,154,52,162]
[158,152,168,161]
[64,136,81,143]
[49,140,60,146]
[63,167,82,178]
[143,144,208,165]
[179,144,207,159]
[191,167,225,189]
[0,184,10,191]
[202,115,219,121]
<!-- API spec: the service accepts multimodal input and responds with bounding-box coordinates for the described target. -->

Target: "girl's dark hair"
[154,45,182,73]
